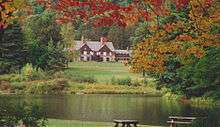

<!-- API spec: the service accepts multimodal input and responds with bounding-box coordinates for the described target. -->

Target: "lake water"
[1,94,220,126]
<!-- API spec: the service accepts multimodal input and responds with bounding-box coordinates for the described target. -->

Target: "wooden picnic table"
[114,120,139,127]
[167,116,197,127]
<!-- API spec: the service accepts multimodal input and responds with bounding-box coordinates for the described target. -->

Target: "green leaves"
[0,21,26,74]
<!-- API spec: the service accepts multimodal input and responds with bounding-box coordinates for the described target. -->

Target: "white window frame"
[83,51,87,55]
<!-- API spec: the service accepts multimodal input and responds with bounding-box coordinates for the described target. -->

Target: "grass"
[66,62,141,83]
[48,119,163,127]
[0,62,160,95]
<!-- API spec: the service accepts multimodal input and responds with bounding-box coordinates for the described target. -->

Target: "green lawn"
[0,61,160,95]
[67,62,141,83]
[48,119,163,127]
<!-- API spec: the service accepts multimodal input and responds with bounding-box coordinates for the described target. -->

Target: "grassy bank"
[48,119,163,127]
[0,62,160,96]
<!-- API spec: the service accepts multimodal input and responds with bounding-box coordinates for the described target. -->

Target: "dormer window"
[83,51,87,55]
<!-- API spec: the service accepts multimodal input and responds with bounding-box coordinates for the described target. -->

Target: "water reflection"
[0,94,219,126]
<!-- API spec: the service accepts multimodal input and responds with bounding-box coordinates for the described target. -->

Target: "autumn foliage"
[0,0,15,29]
[131,0,220,73]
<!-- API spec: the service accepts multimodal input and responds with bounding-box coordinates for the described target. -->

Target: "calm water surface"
[0,94,220,126]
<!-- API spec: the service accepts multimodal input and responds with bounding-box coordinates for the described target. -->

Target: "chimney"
[100,37,107,45]
[81,36,86,43]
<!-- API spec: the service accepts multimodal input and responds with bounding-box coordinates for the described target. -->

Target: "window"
[109,52,112,56]
[103,52,106,56]
[83,51,87,55]
[90,51,94,55]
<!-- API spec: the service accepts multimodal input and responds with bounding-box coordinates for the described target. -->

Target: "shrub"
[116,77,132,86]
[132,80,141,87]
[0,74,22,82]
[70,75,97,84]
[10,82,26,91]
[0,102,47,127]
[0,81,11,91]
[48,79,69,92]
[26,79,69,94]
[21,63,46,81]
[142,78,148,85]
[110,76,117,85]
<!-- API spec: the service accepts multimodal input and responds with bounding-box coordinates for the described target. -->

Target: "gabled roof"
[75,40,115,51]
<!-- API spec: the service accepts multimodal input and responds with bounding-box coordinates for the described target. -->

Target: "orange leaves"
[0,0,28,29]
[186,46,206,58]
[177,35,193,41]
[0,0,15,29]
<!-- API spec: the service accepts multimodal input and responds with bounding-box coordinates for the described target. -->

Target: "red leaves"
[55,19,66,24]
[204,0,214,7]
[150,0,165,7]
[173,0,190,10]
[38,0,194,27]
[93,16,126,27]
[49,0,133,27]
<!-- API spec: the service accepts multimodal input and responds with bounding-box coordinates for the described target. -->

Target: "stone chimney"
[100,37,107,45]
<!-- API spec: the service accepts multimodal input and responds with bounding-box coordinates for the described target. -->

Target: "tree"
[130,22,151,45]
[177,47,220,98]
[107,25,136,49]
[61,22,77,63]
[0,21,27,74]
[107,26,125,49]
[24,10,67,69]
[131,0,219,73]
[24,11,62,46]
[61,22,75,48]
[131,0,220,98]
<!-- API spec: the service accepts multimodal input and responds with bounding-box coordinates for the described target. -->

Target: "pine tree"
[0,22,26,74]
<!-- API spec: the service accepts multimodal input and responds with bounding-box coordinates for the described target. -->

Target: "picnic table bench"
[114,120,139,127]
[167,116,197,127]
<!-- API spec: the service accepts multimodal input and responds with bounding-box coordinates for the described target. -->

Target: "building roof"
[115,50,132,55]
[75,40,115,51]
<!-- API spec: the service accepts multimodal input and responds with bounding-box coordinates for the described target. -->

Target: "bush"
[142,78,148,85]
[0,102,47,127]
[26,79,69,94]
[111,77,132,86]
[0,81,11,91]
[21,63,46,81]
[132,80,141,87]
[77,76,97,84]
[110,76,117,85]
[0,74,24,82]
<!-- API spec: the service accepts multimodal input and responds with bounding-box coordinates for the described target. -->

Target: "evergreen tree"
[0,22,26,74]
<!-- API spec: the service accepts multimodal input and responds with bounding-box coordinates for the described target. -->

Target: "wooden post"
[114,123,119,127]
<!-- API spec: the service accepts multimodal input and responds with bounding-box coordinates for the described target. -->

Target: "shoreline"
[48,119,164,127]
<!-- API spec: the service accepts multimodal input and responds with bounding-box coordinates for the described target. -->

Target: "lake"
[0,94,220,126]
